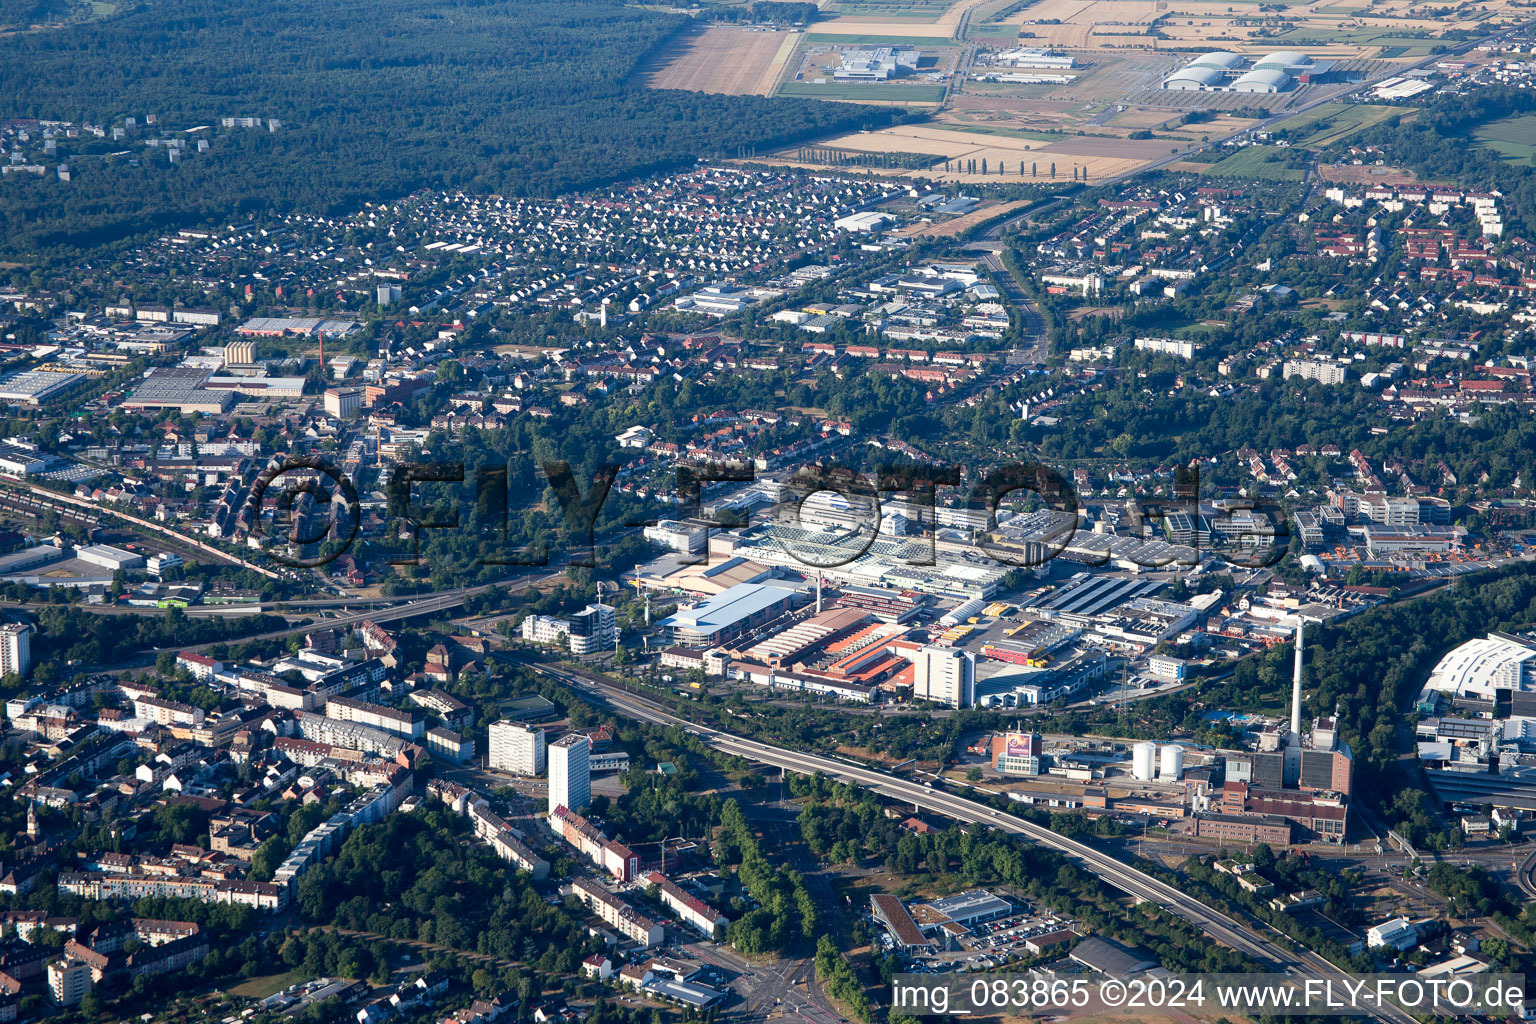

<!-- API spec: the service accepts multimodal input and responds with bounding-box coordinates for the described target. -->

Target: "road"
[1517,849,1536,900]
[976,249,1047,364]
[122,571,566,658]
[535,662,1418,1024]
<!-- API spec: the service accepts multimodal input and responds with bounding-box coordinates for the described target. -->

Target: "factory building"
[656,583,803,649]
[834,46,920,81]
[993,47,1076,69]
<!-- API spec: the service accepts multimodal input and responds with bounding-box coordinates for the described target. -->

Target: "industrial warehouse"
[1161,51,1334,93]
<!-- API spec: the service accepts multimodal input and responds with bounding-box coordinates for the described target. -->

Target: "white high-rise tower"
[549,733,591,815]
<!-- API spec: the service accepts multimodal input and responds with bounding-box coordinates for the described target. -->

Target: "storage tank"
[1159,744,1184,781]
[1132,742,1158,781]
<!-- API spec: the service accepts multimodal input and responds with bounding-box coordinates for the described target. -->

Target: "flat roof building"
[0,369,85,406]
[657,583,803,648]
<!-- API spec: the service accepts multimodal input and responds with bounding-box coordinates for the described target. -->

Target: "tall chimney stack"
[1290,619,1305,740]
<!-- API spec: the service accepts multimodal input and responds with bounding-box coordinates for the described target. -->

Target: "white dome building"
[1163,65,1226,90]
[1232,67,1292,93]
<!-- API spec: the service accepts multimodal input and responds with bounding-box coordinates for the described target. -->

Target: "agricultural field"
[826,0,953,15]
[806,0,1002,38]
[648,25,802,95]
[1474,113,1536,162]
[1271,101,1401,145]
[757,121,1179,180]
[779,81,949,101]
[1201,143,1308,179]
[895,198,1030,235]
[990,0,1521,56]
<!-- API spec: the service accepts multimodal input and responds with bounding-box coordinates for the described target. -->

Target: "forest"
[1350,87,1536,237]
[0,0,67,29]
[0,0,896,259]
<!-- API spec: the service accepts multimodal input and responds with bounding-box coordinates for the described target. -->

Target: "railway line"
[534,661,1418,1024]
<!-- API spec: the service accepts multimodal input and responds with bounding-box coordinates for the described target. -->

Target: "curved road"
[536,662,1417,1024]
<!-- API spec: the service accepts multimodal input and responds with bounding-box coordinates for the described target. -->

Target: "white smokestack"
[1291,619,1305,739]
[815,572,823,614]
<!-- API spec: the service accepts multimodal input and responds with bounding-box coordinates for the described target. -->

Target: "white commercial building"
[323,387,362,418]
[568,603,617,655]
[834,211,893,233]
[1420,633,1536,702]
[550,733,591,815]
[913,645,973,707]
[522,604,615,654]
[522,613,570,646]
[1367,917,1419,951]
[488,721,546,776]
[994,47,1076,69]
[75,543,145,571]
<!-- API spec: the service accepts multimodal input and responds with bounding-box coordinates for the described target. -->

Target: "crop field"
[759,122,1175,180]
[807,0,1002,37]
[648,26,801,95]
[896,198,1030,236]
[827,0,954,15]
[1271,101,1400,146]
[1202,144,1306,180]
[779,81,948,101]
[1474,113,1536,162]
[803,31,958,42]
[990,0,1518,56]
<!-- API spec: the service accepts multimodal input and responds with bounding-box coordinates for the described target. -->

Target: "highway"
[976,249,1047,363]
[1517,849,1536,900]
[534,662,1418,1024]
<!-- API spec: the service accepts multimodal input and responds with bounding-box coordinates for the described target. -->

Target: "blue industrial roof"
[657,582,800,637]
